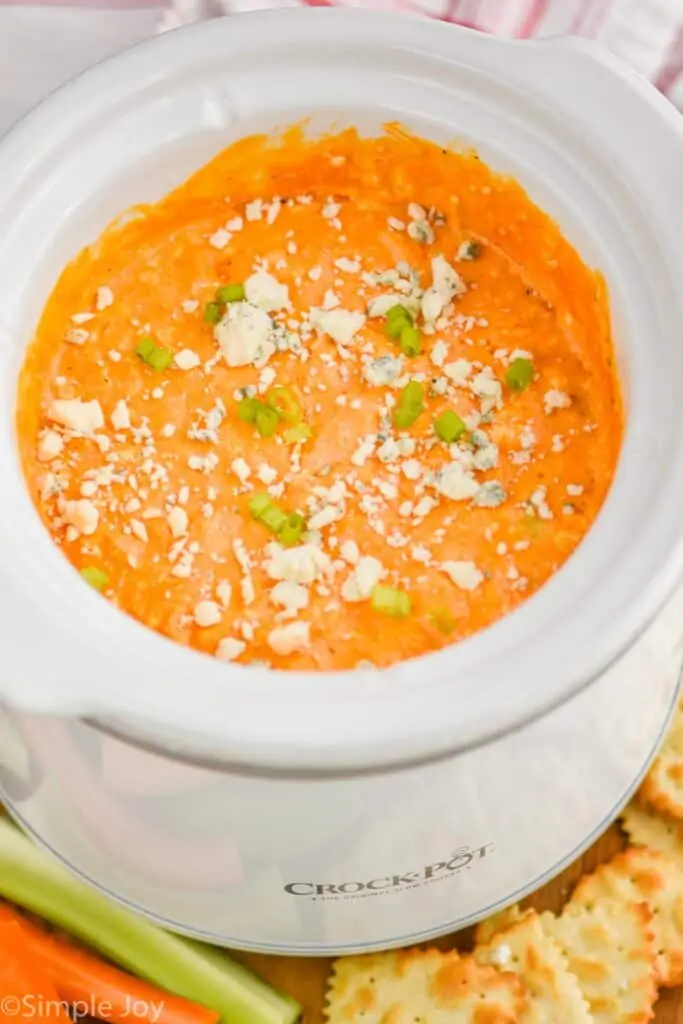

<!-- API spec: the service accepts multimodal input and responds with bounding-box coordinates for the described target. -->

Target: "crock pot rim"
[2,9,683,773]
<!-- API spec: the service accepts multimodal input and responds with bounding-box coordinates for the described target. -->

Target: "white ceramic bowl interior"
[0,10,683,773]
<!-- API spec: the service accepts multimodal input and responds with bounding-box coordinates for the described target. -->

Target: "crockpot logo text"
[284,844,493,900]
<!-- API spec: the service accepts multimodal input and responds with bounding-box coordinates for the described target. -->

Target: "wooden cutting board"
[236,825,682,1022]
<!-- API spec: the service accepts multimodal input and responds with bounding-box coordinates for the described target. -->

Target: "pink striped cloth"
[157,0,683,110]
[0,1,681,117]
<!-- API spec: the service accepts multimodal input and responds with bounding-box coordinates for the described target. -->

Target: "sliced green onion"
[280,512,306,547]
[505,357,534,392]
[135,337,174,372]
[400,380,424,407]
[203,301,223,325]
[260,504,289,534]
[386,303,413,324]
[254,404,280,438]
[371,584,412,618]
[248,493,273,520]
[393,380,425,430]
[283,423,312,445]
[249,495,302,541]
[399,325,422,358]
[267,386,302,424]
[216,283,245,304]
[80,567,109,591]
[434,409,467,443]
[0,818,300,1024]
[385,303,413,340]
[237,397,260,424]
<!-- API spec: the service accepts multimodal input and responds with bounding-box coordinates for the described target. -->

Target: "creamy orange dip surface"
[17,126,622,671]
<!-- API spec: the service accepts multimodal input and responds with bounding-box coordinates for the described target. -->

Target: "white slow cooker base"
[2,584,681,955]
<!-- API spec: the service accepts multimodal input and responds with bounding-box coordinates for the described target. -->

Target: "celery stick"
[0,818,300,1024]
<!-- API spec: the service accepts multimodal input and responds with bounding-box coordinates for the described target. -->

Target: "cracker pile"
[325,700,683,1023]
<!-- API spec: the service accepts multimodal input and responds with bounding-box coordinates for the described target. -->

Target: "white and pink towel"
[1,0,682,137]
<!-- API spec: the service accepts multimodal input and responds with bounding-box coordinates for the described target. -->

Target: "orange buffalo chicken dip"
[17,126,622,671]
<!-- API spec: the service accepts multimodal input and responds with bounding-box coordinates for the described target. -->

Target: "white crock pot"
[1,8,683,955]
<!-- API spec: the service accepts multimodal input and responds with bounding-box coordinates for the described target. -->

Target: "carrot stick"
[0,906,220,1024]
[0,918,70,1021]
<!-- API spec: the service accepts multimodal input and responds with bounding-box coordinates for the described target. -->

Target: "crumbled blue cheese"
[431,340,449,368]
[209,228,231,250]
[444,359,473,387]
[231,457,251,484]
[401,459,422,481]
[244,270,290,313]
[214,302,276,367]
[335,257,361,274]
[340,539,360,565]
[216,637,246,662]
[544,389,572,414]
[473,481,507,508]
[442,560,484,591]
[62,498,99,536]
[422,255,466,323]
[363,355,404,387]
[268,621,311,655]
[471,367,502,413]
[310,307,366,347]
[96,286,114,311]
[37,430,63,463]
[175,349,201,371]
[245,199,263,221]
[473,443,499,471]
[110,399,131,431]
[309,502,345,531]
[407,203,435,244]
[48,398,104,434]
[263,543,331,585]
[530,485,553,519]
[341,556,386,602]
[433,462,479,501]
[167,506,188,538]
[377,438,401,464]
[351,435,376,467]
[270,581,310,616]
[566,483,584,497]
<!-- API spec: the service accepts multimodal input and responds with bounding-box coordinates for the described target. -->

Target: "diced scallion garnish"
[254,404,280,438]
[260,504,289,534]
[203,301,223,325]
[237,397,260,424]
[371,584,412,618]
[393,380,425,430]
[267,386,302,424]
[247,493,273,520]
[135,336,174,372]
[80,567,109,591]
[248,494,307,545]
[280,513,306,547]
[400,325,422,358]
[237,393,308,441]
[283,423,312,445]
[216,283,245,304]
[505,357,534,392]
[434,409,467,443]
[385,304,413,340]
